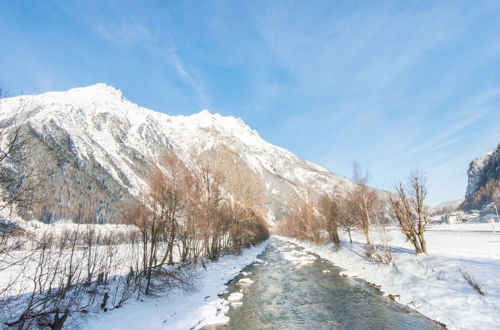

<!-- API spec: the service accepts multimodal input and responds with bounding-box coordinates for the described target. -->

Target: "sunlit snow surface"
[236,278,254,286]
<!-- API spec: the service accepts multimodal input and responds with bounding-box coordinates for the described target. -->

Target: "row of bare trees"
[275,162,382,249]
[275,162,430,256]
[0,145,269,328]
[124,150,269,294]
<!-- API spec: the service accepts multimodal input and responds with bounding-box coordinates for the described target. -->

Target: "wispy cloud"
[93,19,153,48]
[86,13,212,109]
[401,88,500,160]
[168,46,211,109]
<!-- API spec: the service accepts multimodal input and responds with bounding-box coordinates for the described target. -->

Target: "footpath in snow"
[84,241,268,330]
[277,223,500,330]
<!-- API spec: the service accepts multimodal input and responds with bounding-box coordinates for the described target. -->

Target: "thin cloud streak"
[87,14,212,109]
[168,46,211,109]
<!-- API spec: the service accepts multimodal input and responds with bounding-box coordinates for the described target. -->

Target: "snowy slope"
[0,83,354,223]
[434,198,464,211]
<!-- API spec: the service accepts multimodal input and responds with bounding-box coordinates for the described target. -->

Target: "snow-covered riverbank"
[277,224,500,330]
[84,241,268,330]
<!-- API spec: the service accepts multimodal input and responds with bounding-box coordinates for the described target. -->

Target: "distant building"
[483,214,500,223]
[431,209,498,224]
[429,215,444,224]
[441,211,464,224]
[445,214,458,224]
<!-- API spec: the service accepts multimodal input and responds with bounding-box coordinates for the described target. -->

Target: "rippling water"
[209,238,442,330]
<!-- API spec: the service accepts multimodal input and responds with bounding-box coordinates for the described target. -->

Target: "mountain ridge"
[0,83,356,223]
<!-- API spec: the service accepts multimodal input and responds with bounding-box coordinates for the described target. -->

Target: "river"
[209,237,442,329]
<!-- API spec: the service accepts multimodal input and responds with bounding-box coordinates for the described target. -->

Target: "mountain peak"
[65,83,124,100]
[197,109,213,116]
[193,109,223,120]
[23,83,127,107]
[190,109,260,138]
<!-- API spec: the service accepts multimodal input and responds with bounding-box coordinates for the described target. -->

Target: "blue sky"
[1,0,499,205]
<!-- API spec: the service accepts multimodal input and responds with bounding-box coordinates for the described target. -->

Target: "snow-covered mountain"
[434,198,464,212]
[0,83,355,223]
[462,144,500,210]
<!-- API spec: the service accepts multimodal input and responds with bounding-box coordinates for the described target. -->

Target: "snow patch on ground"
[237,278,254,286]
[227,292,244,302]
[230,301,243,308]
[280,249,317,267]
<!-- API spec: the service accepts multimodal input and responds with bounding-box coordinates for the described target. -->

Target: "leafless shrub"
[364,244,393,264]
[370,210,393,264]
[458,268,485,295]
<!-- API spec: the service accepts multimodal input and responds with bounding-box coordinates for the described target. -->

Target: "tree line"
[275,161,430,257]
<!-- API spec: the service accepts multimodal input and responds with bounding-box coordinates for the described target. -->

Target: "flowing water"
[209,238,442,330]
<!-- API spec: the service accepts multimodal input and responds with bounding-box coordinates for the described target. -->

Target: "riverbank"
[84,240,269,330]
[277,224,500,330]
[215,238,440,329]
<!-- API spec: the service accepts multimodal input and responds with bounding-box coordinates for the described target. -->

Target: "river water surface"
[210,237,442,330]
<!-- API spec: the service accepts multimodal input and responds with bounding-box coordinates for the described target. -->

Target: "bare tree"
[389,170,429,254]
[318,194,341,249]
[123,150,201,295]
[349,161,378,244]
[197,158,227,261]
[274,200,322,243]
[340,195,356,244]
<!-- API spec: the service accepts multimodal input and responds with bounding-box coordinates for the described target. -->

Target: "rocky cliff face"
[462,144,500,210]
[0,84,357,223]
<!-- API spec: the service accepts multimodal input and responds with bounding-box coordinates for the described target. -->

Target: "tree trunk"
[364,227,371,245]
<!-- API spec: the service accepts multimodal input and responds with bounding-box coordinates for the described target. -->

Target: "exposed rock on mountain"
[462,144,500,210]
[0,84,356,223]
